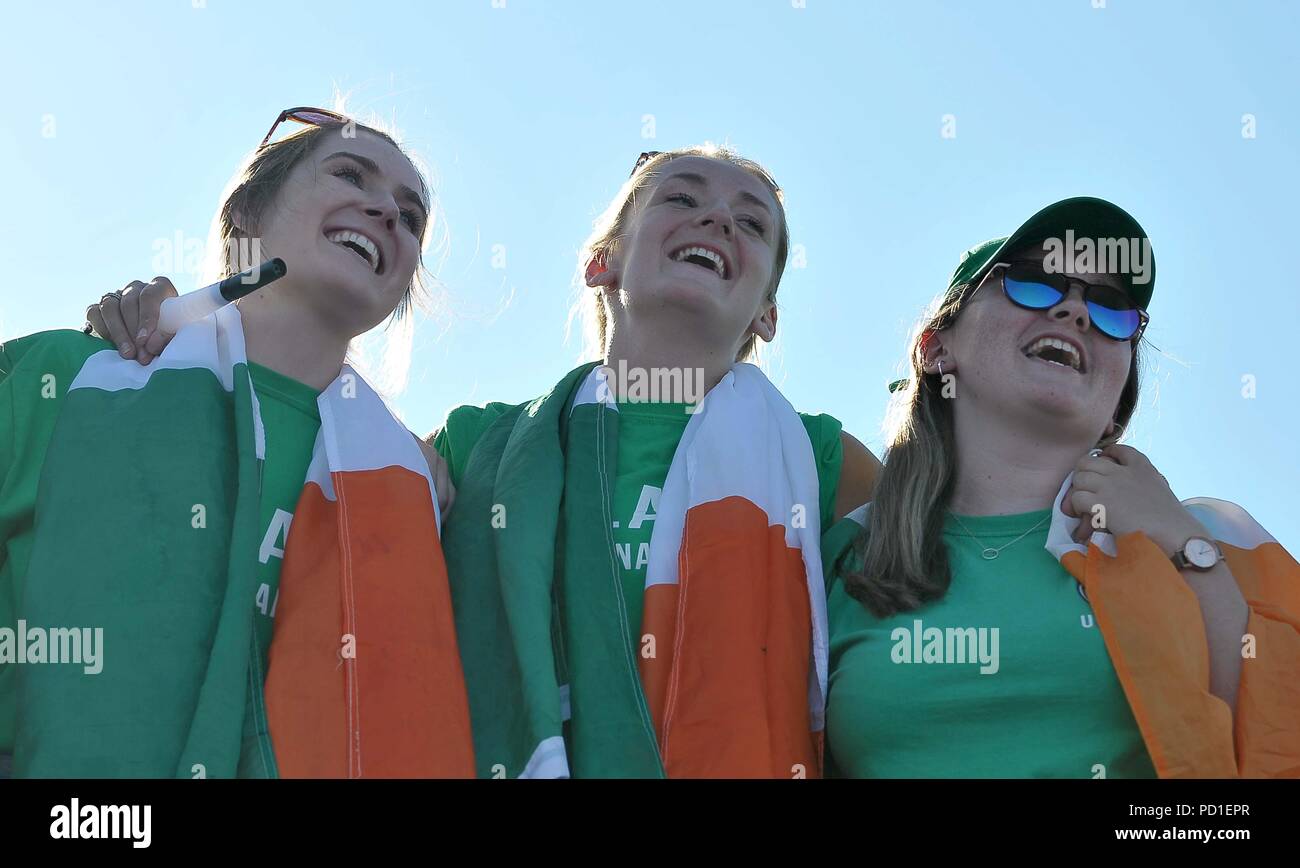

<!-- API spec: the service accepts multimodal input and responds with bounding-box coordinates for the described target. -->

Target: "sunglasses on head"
[978,261,1149,342]
[631,150,662,177]
[260,106,351,148]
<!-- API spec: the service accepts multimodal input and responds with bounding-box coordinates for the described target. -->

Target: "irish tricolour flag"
[9,306,473,777]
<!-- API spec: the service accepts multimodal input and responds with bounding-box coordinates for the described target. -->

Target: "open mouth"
[1022,336,1085,373]
[669,244,729,280]
[325,230,384,275]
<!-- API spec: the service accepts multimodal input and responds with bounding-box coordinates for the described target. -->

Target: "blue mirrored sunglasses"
[982,262,1149,342]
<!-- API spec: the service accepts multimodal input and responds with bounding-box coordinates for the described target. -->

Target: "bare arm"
[833,431,883,521]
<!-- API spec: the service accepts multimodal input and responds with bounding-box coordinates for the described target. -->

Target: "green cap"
[947,196,1155,310]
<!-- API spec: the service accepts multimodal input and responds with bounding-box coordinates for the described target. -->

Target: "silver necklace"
[947,512,1051,560]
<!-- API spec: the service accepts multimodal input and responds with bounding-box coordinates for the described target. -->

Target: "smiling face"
[246,128,429,337]
[933,244,1137,441]
[600,155,784,358]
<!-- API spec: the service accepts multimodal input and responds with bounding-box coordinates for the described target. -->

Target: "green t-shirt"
[824,508,1156,779]
[435,397,844,643]
[237,362,321,778]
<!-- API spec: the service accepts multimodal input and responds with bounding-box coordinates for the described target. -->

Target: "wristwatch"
[1170,536,1223,572]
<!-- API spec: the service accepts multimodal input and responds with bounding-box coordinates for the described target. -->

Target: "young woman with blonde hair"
[1,107,471,778]
[435,146,879,778]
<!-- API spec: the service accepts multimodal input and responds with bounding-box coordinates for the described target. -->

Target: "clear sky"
[2,0,1296,547]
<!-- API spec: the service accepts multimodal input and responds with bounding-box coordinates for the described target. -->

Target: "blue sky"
[2,0,1296,546]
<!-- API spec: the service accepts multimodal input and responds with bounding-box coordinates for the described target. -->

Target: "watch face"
[1185,537,1218,569]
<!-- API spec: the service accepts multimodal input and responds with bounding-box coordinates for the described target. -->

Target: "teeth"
[1024,336,1082,371]
[327,231,381,272]
[671,246,727,279]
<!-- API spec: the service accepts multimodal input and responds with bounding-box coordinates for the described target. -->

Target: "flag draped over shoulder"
[14,307,473,778]
[1046,478,1300,778]
[444,362,826,778]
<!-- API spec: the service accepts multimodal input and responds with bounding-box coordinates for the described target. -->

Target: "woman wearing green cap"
[824,197,1300,778]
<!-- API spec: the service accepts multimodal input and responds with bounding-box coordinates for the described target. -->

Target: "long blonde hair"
[571,144,790,362]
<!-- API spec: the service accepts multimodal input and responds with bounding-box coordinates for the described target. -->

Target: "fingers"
[84,305,110,342]
[1101,444,1143,466]
[431,443,455,517]
[1064,484,1099,518]
[1070,470,1106,492]
[95,289,137,358]
[1067,487,1101,543]
[1060,486,1078,518]
[413,432,456,520]
[439,464,456,518]
[1075,453,1119,476]
[119,284,142,349]
[137,277,179,363]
